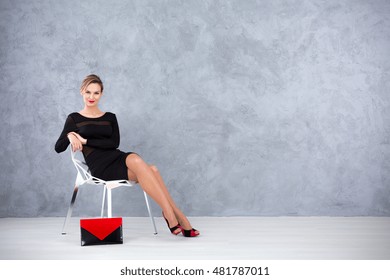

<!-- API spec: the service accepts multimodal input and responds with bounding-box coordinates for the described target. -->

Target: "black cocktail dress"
[55,112,135,181]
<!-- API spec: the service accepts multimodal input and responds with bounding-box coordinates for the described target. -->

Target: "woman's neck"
[79,107,104,117]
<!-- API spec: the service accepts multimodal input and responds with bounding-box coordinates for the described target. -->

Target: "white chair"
[61,149,158,235]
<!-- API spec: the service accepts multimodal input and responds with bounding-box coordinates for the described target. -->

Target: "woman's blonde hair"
[80,74,104,93]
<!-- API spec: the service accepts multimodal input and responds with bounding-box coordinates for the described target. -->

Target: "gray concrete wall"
[0,0,389,217]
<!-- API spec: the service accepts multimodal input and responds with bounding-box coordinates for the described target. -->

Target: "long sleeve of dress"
[55,115,78,153]
[86,114,120,149]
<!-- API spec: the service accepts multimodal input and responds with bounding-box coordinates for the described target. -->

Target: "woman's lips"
[88,100,95,103]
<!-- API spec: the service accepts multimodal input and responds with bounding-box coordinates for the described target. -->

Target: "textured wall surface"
[0,0,389,217]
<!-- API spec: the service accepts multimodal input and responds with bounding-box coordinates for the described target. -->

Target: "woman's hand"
[67,133,84,152]
[73,133,87,145]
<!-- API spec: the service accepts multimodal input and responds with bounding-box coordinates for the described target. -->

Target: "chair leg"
[61,185,79,235]
[143,191,158,235]
[101,185,107,218]
[107,187,112,218]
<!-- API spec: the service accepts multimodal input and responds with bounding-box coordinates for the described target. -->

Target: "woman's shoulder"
[65,112,82,121]
[68,112,79,117]
[63,112,78,120]
[105,112,117,118]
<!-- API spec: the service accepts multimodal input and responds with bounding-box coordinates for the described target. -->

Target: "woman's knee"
[125,153,145,169]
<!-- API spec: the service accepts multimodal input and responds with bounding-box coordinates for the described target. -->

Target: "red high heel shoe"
[162,212,181,235]
[181,227,200,237]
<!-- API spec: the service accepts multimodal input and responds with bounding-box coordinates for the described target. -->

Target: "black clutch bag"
[80,217,123,246]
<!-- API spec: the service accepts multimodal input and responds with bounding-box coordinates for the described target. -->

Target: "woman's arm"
[54,115,78,153]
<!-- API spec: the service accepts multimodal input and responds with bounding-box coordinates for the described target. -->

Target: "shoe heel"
[162,212,181,235]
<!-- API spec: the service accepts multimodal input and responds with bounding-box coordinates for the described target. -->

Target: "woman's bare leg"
[149,165,199,234]
[125,154,181,234]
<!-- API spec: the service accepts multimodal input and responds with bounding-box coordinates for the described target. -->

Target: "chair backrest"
[70,149,106,186]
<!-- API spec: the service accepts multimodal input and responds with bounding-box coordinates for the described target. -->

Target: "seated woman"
[55,74,199,237]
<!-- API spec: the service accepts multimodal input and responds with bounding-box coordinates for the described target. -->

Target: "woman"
[55,74,199,237]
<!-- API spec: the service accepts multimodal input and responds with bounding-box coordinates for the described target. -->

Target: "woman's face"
[81,83,102,107]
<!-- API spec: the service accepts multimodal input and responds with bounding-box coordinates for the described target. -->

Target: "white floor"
[0,216,389,260]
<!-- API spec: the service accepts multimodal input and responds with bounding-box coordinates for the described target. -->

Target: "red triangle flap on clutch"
[80,217,122,240]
